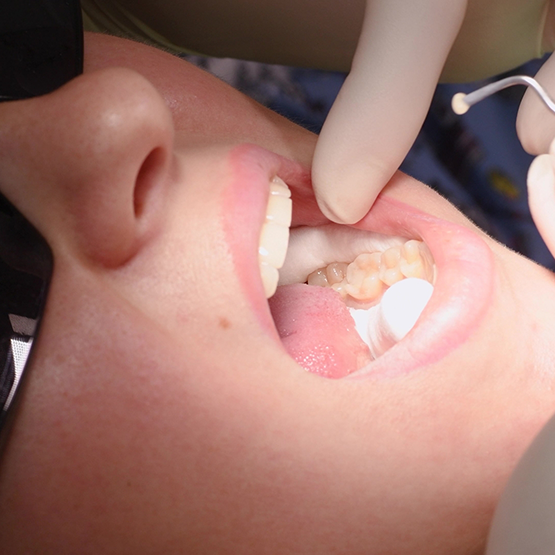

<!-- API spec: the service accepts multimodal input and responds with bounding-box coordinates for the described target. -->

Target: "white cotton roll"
[349,278,434,359]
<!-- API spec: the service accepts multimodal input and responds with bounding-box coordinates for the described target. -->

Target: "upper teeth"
[259,177,292,298]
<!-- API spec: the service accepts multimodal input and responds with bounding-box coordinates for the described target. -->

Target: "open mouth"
[225,145,495,380]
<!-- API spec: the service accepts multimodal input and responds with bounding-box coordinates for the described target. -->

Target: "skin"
[1,33,555,554]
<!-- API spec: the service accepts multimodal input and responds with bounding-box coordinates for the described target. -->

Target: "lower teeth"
[305,239,435,360]
[306,239,434,308]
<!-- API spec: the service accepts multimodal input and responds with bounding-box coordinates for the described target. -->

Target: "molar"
[275,222,437,364]
[305,237,434,308]
[399,240,434,281]
[300,233,436,360]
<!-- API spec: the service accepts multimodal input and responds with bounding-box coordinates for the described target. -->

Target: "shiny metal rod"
[452,75,555,115]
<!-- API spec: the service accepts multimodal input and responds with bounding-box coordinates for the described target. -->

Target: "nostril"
[134,146,167,218]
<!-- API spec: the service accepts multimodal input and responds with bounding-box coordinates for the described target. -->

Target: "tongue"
[268,284,371,378]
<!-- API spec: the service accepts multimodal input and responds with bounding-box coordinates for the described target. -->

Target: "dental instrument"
[453,74,555,262]
[451,75,555,116]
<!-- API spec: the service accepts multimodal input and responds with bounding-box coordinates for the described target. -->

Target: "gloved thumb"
[527,139,555,257]
[517,52,555,155]
[312,0,466,224]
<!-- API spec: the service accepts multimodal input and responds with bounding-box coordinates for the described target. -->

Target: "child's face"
[1,32,555,555]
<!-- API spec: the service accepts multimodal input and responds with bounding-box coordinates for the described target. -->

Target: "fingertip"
[527,154,555,197]
[312,169,382,224]
[516,53,555,155]
[316,196,365,225]
[527,153,555,257]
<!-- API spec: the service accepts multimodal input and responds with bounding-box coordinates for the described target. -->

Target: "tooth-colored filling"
[259,177,292,298]
[306,239,434,307]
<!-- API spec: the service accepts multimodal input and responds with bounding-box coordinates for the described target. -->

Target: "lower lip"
[348,196,495,378]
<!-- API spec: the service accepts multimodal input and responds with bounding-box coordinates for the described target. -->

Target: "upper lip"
[222,143,495,377]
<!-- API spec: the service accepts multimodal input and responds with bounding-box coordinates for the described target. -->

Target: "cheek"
[4,231,548,553]
[0,280,270,549]
[0,291,524,555]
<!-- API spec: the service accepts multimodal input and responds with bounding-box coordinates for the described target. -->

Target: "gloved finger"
[527,146,555,258]
[311,0,466,224]
[517,52,555,155]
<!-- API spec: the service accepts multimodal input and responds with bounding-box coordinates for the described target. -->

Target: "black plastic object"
[0,0,83,101]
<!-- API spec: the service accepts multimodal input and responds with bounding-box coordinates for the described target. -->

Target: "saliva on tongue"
[268,278,433,378]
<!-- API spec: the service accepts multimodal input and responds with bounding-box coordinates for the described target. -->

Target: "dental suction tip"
[452,75,555,116]
[451,93,469,115]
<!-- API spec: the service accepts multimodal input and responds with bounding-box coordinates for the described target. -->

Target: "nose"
[0,67,175,267]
